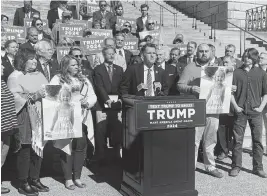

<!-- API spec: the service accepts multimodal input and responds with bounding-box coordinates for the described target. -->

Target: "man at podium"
[119,43,168,96]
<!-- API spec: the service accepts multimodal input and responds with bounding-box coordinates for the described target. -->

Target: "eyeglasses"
[100,4,107,7]
[74,55,83,58]
[36,23,43,26]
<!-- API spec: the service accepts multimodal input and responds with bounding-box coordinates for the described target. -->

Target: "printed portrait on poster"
[42,85,82,140]
[199,66,233,114]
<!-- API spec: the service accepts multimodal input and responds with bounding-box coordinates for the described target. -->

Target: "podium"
[120,96,206,196]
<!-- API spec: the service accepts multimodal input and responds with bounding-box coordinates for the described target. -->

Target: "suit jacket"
[177,54,196,77]
[94,63,123,109]
[1,54,15,82]
[81,59,93,84]
[119,63,168,96]
[19,41,35,52]
[47,7,78,29]
[93,10,113,29]
[13,7,40,26]
[136,16,145,35]
[162,62,180,95]
[36,57,59,81]
[218,56,243,69]
[124,49,133,67]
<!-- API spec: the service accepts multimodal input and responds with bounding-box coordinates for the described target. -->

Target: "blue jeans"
[232,112,264,170]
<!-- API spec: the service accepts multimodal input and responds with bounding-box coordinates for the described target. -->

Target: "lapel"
[3,54,12,67]
[22,7,26,19]
[154,65,160,81]
[137,64,144,84]
[101,64,112,84]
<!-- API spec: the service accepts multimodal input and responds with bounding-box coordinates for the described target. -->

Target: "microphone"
[153,82,162,96]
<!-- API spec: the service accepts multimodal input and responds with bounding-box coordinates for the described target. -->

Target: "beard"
[197,56,209,64]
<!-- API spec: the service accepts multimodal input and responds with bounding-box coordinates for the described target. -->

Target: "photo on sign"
[43,85,82,141]
[199,66,233,114]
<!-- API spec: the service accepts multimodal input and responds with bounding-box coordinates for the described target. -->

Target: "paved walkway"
[2,149,267,196]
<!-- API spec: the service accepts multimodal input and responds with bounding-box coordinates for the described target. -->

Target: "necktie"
[188,56,193,63]
[119,50,123,57]
[146,68,153,96]
[43,62,50,81]
[107,65,113,82]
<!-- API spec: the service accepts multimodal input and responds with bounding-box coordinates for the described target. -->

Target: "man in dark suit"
[94,46,124,165]
[19,27,38,52]
[35,40,59,81]
[177,41,197,77]
[208,44,223,65]
[109,4,124,35]
[47,1,78,29]
[13,0,40,26]
[114,33,133,67]
[119,43,168,96]
[218,44,243,68]
[136,4,149,35]
[93,1,113,30]
[1,40,19,82]
[156,48,179,95]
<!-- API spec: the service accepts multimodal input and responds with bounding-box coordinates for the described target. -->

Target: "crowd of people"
[1,0,267,196]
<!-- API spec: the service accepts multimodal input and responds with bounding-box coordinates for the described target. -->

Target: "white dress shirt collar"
[58,7,64,19]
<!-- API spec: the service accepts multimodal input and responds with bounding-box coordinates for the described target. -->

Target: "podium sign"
[135,99,205,130]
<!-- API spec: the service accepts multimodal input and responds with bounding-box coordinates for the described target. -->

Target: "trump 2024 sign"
[135,99,206,130]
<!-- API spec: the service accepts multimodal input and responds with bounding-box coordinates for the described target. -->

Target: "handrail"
[246,4,267,12]
[152,0,178,27]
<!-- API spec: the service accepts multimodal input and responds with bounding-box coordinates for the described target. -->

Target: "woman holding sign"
[50,55,97,190]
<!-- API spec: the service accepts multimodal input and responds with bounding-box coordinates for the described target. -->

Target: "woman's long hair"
[58,55,86,85]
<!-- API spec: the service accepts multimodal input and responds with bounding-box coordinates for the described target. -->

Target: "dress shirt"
[116,48,125,58]
[58,7,64,19]
[187,55,194,64]
[159,61,165,70]
[7,56,14,68]
[101,10,107,17]
[105,62,113,72]
[144,64,155,96]
[142,15,148,31]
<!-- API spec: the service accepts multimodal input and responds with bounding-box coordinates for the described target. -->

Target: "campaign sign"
[70,20,88,27]
[116,16,137,29]
[5,32,18,42]
[139,30,160,40]
[87,3,99,13]
[24,19,48,29]
[59,23,84,38]
[5,26,26,43]
[123,38,138,51]
[135,99,206,130]
[81,37,104,55]
[57,47,71,63]
[90,29,113,38]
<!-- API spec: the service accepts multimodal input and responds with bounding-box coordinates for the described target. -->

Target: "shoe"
[253,170,267,178]
[217,152,228,160]
[18,182,38,196]
[229,167,240,177]
[29,179,49,192]
[1,187,10,194]
[208,169,224,178]
[64,181,75,190]
[74,180,86,188]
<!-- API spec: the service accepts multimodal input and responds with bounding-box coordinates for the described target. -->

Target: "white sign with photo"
[42,85,83,140]
[199,66,233,114]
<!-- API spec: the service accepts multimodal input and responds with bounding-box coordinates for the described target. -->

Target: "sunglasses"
[36,23,43,26]
[124,25,131,27]
[100,4,107,7]
[74,55,83,58]
[148,23,155,25]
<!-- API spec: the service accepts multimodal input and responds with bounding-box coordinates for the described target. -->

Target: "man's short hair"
[35,39,52,53]
[104,37,114,45]
[208,44,215,52]
[115,4,123,10]
[141,43,156,54]
[4,39,17,49]
[225,44,236,52]
[187,41,197,48]
[242,48,259,65]
[115,32,125,39]
[99,0,107,6]
[1,14,9,21]
[170,47,180,54]
[102,45,115,55]
[26,26,38,37]
[69,46,82,55]
[140,4,149,10]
